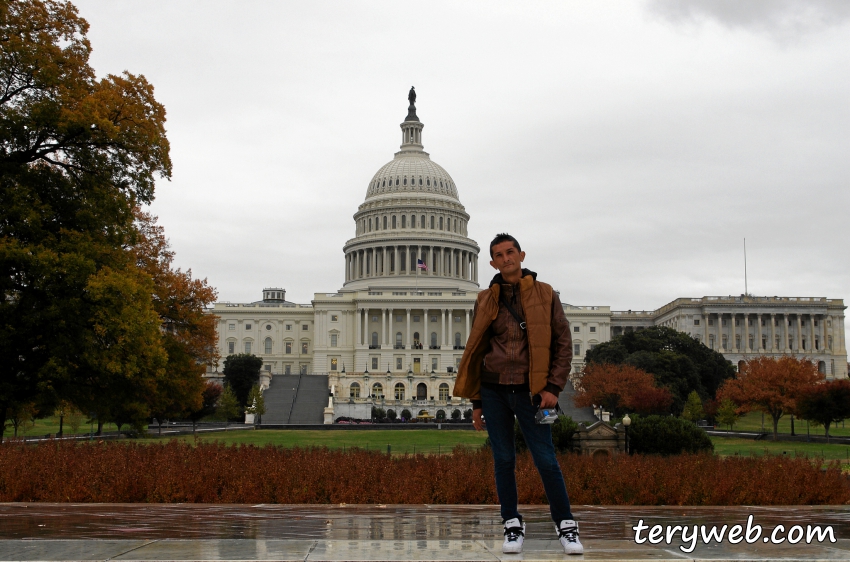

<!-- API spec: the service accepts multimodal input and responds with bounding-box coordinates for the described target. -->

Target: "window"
[455,333,461,347]
[371,332,378,347]
[244,341,252,354]
[284,364,291,375]
[749,335,754,349]
[331,358,338,371]
[302,324,308,331]
[371,315,378,322]
[264,338,272,354]
[301,342,308,354]
[590,344,597,350]
[286,325,292,331]
[330,334,338,347]
[722,336,728,350]
[401,215,406,228]
[372,383,383,397]
[229,323,235,331]
[573,343,581,355]
[829,335,833,350]
[776,336,780,349]
[430,216,435,229]
[430,315,437,322]
[396,332,403,348]
[439,217,443,229]
[708,335,715,350]
[394,383,405,400]
[789,337,793,348]
[432,357,438,371]
[439,383,450,401]
[590,326,596,333]
[228,341,235,354]
[413,315,420,322]
[573,326,580,333]
[285,342,292,354]
[694,319,700,326]
[454,316,460,323]
[300,364,308,375]
[383,216,387,229]
[331,315,338,322]
[350,382,360,398]
[708,319,714,326]
[431,332,437,348]
[392,215,397,228]
[735,320,739,326]
[265,324,272,331]
[396,357,403,370]
[411,215,416,228]
[762,337,767,349]
[396,315,402,322]
[371,357,378,370]
[413,331,420,344]
[245,324,252,330]
[421,215,425,227]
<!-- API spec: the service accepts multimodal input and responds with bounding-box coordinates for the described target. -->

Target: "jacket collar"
[488,268,537,288]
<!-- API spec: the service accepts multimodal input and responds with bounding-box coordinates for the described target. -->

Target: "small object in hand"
[532,394,559,424]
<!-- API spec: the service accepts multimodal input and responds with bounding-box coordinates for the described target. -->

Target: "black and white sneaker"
[557,519,583,555]
[502,517,525,553]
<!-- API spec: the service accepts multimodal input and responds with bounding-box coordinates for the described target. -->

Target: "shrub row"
[0,441,846,505]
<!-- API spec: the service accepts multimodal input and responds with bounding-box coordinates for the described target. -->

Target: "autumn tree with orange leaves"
[574,363,673,417]
[716,356,823,440]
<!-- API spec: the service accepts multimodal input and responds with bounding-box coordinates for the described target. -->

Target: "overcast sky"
[74,0,850,310]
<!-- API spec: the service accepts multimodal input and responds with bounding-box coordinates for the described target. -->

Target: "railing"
[394,345,406,349]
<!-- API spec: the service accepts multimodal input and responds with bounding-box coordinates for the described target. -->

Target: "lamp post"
[622,413,631,455]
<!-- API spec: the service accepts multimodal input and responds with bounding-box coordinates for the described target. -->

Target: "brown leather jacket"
[453,269,573,402]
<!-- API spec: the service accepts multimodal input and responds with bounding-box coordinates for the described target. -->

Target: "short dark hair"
[489,233,521,258]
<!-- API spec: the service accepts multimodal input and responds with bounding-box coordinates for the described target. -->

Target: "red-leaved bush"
[0,441,846,505]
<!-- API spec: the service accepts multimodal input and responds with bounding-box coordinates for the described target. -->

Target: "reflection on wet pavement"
[1,504,849,541]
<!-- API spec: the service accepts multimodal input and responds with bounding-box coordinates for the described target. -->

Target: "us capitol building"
[207,90,848,421]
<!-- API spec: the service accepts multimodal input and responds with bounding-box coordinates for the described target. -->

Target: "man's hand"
[538,390,559,409]
[472,407,485,431]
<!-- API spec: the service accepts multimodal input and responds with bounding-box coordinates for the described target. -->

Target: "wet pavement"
[1,504,849,561]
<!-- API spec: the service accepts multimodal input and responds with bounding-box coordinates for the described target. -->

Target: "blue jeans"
[481,384,573,524]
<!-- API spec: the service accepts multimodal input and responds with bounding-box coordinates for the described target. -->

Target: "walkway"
[1,504,848,560]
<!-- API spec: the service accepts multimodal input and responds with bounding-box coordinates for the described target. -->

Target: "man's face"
[489,240,525,278]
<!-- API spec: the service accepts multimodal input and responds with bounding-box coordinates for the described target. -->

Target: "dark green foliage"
[387,409,397,421]
[401,409,412,420]
[222,354,262,410]
[372,407,386,420]
[628,415,714,456]
[585,326,735,414]
[796,380,850,442]
[451,409,461,420]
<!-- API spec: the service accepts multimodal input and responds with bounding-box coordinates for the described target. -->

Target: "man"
[453,233,581,555]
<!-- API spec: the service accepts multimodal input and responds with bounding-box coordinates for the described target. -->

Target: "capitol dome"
[342,89,480,292]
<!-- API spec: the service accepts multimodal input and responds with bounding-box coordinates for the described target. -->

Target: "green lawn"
[136,428,489,455]
[5,416,123,438]
[721,411,850,437]
[710,436,850,465]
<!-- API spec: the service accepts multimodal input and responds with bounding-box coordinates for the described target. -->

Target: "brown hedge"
[1,441,847,504]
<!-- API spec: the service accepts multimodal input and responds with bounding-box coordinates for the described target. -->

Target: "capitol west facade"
[208,94,848,420]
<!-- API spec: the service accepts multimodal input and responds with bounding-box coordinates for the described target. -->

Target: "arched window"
[454,219,457,232]
[372,383,383,397]
[455,332,462,347]
[401,215,406,228]
[410,215,415,228]
[430,216,434,229]
[383,216,387,229]
[264,338,272,354]
[426,178,431,186]
[394,382,405,400]
[368,218,372,231]
[392,215,397,229]
[371,332,378,347]
[416,383,427,400]
[431,332,437,348]
[421,215,425,228]
[396,332,403,348]
[413,332,420,345]
[403,177,407,186]
[818,361,826,374]
[439,383,450,401]
[439,217,443,229]
[350,382,360,398]
[418,177,423,186]
[395,177,399,186]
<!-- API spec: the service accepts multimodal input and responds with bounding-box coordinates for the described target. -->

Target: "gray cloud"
[646,0,850,40]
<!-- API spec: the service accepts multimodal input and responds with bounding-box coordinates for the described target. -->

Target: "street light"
[622,414,631,455]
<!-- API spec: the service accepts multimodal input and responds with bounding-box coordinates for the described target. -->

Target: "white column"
[381,309,387,347]
[355,308,362,347]
[796,315,802,351]
[745,313,751,352]
[717,313,723,351]
[394,246,399,275]
[465,309,470,344]
[428,246,434,275]
[424,308,429,349]
[406,309,412,348]
[441,309,446,348]
[770,313,776,351]
[703,314,708,344]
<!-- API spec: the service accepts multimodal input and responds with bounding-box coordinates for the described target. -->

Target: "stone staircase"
[261,374,329,425]
[558,381,597,423]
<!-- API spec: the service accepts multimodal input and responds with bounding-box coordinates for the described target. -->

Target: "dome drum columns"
[345,245,478,283]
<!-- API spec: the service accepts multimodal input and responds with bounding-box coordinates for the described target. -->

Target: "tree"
[574,363,672,417]
[187,381,222,435]
[715,398,740,430]
[629,386,674,416]
[451,409,461,421]
[222,354,262,414]
[585,327,735,414]
[628,415,714,455]
[717,356,822,440]
[680,391,704,422]
[795,380,850,443]
[0,0,171,440]
[387,409,397,421]
[401,409,412,421]
[214,385,240,422]
[245,384,266,424]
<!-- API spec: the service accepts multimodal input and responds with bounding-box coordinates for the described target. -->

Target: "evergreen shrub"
[629,415,713,455]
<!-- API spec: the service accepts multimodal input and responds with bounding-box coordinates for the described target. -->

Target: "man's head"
[489,233,525,282]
